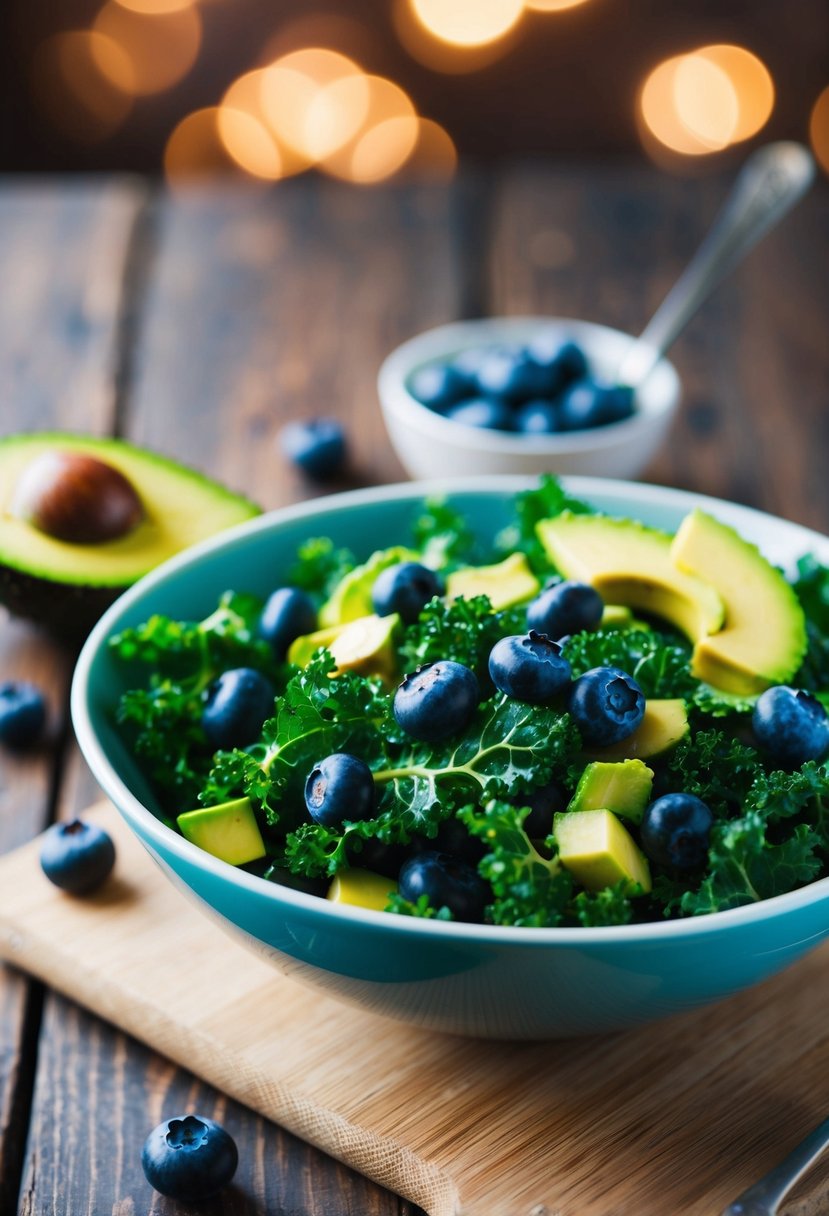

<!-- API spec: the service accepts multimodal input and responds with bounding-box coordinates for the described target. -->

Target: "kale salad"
[109,477,829,929]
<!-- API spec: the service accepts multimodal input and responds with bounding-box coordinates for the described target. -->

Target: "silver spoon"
[720,1113,829,1216]
[617,141,816,389]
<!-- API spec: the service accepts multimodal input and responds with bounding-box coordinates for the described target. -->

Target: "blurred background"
[2,0,828,185]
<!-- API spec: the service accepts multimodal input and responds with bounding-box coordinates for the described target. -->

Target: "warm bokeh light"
[221,69,309,177]
[164,107,237,183]
[639,45,773,158]
[31,31,133,143]
[696,45,774,141]
[409,0,524,48]
[217,109,283,181]
[93,2,202,95]
[404,118,458,180]
[318,74,416,181]
[259,48,365,161]
[303,74,372,160]
[113,0,195,13]
[673,54,739,150]
[811,85,829,175]
[524,0,591,10]
[393,0,519,73]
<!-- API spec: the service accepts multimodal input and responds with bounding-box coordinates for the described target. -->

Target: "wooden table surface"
[0,165,827,1214]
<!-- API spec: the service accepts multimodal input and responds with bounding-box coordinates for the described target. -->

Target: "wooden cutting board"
[0,803,827,1216]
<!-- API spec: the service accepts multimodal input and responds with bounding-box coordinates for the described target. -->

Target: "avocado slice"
[671,509,808,696]
[601,605,651,632]
[583,699,689,762]
[567,759,654,824]
[0,433,259,642]
[446,552,540,611]
[537,512,724,641]
[178,797,266,866]
[289,613,401,682]
[554,809,651,894]
[319,546,418,627]
[326,868,397,911]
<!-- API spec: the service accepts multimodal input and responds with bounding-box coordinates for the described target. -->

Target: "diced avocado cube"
[554,809,651,894]
[326,868,397,912]
[567,759,654,824]
[287,613,401,682]
[178,797,266,866]
[446,552,540,611]
[287,622,345,667]
[583,699,689,762]
[319,546,418,627]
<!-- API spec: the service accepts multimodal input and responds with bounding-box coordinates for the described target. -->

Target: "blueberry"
[526,336,589,395]
[568,666,645,746]
[142,1114,238,1202]
[202,667,275,751]
[445,397,514,431]
[514,779,567,839]
[0,681,46,749]
[752,686,829,768]
[488,631,571,703]
[527,581,604,640]
[409,363,465,411]
[394,660,479,742]
[559,378,633,431]
[280,418,347,479]
[398,850,489,922]
[515,400,562,435]
[371,561,444,625]
[259,587,316,658]
[305,753,375,827]
[641,793,714,871]
[40,819,115,894]
[450,346,488,393]
[475,347,545,403]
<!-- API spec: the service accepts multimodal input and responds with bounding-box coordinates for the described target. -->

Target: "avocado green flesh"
[178,797,266,867]
[671,509,807,695]
[326,868,397,911]
[446,552,540,611]
[568,759,654,824]
[554,809,652,895]
[583,699,689,762]
[319,546,417,627]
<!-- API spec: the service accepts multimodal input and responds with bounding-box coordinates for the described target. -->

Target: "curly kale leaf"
[372,697,580,837]
[386,892,454,920]
[572,882,635,927]
[692,684,758,718]
[281,817,386,878]
[794,554,829,635]
[744,762,829,838]
[411,497,477,569]
[495,474,594,574]
[677,813,822,915]
[563,628,697,700]
[664,728,761,818]
[288,536,356,601]
[460,800,573,927]
[398,594,525,681]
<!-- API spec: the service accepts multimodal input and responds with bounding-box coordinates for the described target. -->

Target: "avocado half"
[0,433,260,643]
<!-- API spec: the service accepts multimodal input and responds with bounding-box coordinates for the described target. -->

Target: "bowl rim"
[71,474,829,948]
[377,316,681,454]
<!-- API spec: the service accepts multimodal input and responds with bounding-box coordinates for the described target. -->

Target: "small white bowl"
[377,317,681,480]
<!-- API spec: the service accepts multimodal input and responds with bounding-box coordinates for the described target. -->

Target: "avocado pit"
[11,450,145,544]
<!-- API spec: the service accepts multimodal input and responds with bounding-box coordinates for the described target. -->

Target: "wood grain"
[2,804,829,1216]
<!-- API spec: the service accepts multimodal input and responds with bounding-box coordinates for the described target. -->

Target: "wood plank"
[487,165,829,528]
[2,803,829,1216]
[0,180,145,1213]
[126,181,467,505]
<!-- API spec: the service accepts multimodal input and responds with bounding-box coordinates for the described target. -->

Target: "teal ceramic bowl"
[71,478,829,1040]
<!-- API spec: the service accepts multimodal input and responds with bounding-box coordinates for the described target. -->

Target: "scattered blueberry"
[40,819,115,894]
[398,850,489,922]
[488,631,572,703]
[640,793,714,871]
[526,336,588,395]
[394,660,479,742]
[202,667,276,751]
[444,398,513,431]
[475,347,545,403]
[0,681,46,749]
[514,779,567,840]
[559,379,627,431]
[305,753,376,827]
[527,581,604,639]
[371,561,444,625]
[752,686,829,768]
[142,1114,238,1202]
[568,665,645,746]
[515,400,562,435]
[409,363,466,411]
[258,587,316,659]
[279,418,347,480]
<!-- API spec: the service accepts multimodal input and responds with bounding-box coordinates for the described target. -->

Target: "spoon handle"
[619,142,816,387]
[720,1113,829,1216]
